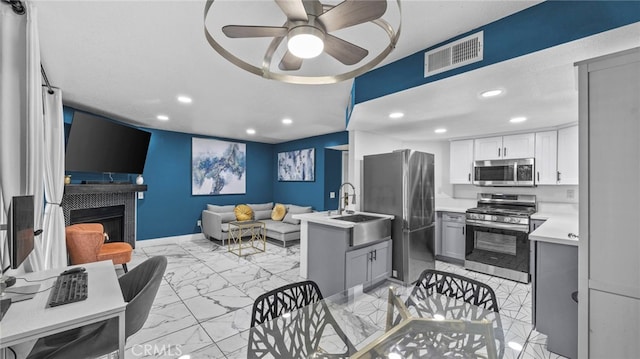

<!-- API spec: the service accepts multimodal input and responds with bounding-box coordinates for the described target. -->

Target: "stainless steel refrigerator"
[362,150,435,284]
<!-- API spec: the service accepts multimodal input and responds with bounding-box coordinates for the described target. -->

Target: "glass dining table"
[247,282,532,358]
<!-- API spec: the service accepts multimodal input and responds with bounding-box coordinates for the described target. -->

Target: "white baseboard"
[135,233,206,248]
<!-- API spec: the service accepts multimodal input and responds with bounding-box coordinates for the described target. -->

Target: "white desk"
[0,261,126,358]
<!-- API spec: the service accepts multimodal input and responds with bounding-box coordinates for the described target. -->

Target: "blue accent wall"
[324,148,342,211]
[273,132,348,211]
[353,1,640,106]
[63,107,274,240]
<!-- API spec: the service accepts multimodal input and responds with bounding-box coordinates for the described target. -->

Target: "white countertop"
[529,212,579,246]
[292,211,394,228]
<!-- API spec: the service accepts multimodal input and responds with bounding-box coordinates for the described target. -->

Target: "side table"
[228,220,266,256]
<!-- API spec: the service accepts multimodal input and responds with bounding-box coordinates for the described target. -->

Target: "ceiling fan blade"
[222,25,288,38]
[279,51,304,71]
[275,0,308,21]
[324,34,368,65]
[317,0,387,32]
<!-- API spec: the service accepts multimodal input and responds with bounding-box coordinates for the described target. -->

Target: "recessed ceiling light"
[510,117,527,123]
[434,128,447,134]
[480,89,503,98]
[389,112,404,119]
[157,115,169,121]
[246,128,256,135]
[177,95,192,104]
[282,118,293,125]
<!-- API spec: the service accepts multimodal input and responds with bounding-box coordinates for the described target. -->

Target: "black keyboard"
[46,272,88,307]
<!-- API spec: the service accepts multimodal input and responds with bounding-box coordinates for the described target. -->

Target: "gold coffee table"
[228,220,266,256]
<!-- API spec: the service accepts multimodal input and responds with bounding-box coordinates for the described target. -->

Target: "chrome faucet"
[338,182,356,214]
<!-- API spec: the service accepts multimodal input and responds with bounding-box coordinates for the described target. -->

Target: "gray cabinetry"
[439,212,466,263]
[534,241,578,359]
[346,239,392,290]
[530,219,546,233]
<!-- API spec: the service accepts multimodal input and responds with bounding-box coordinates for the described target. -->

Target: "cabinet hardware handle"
[373,249,377,261]
[468,173,471,182]
[498,148,501,157]
[462,227,465,235]
[557,171,561,182]
[368,252,372,261]
[537,172,540,182]
[504,147,507,157]
[568,233,579,239]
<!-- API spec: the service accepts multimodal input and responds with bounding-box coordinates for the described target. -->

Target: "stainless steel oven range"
[465,193,536,283]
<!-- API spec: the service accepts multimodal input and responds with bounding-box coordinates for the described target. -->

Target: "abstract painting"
[192,137,246,195]
[278,148,315,181]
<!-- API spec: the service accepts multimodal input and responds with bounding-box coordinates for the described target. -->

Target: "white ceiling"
[32,0,637,144]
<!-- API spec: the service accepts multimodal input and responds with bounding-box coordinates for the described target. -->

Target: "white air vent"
[424,31,483,77]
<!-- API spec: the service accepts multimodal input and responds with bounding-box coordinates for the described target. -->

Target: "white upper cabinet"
[474,136,503,160]
[502,133,536,159]
[449,140,474,184]
[535,131,558,185]
[474,133,535,160]
[557,125,579,185]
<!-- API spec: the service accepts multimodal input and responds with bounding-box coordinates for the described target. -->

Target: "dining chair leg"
[122,264,128,273]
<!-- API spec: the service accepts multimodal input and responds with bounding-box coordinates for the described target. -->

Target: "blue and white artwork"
[192,137,246,195]
[278,148,315,181]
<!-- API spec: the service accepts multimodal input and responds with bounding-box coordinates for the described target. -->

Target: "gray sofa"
[201,202,312,247]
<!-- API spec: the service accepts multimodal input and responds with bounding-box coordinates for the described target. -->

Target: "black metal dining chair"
[248,280,356,358]
[412,269,499,312]
[397,269,504,358]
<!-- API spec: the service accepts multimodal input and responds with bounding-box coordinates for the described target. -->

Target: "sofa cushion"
[234,204,253,221]
[254,209,272,220]
[247,202,273,211]
[208,204,236,213]
[219,212,236,223]
[263,220,300,234]
[287,204,313,214]
[271,203,287,221]
[282,206,312,225]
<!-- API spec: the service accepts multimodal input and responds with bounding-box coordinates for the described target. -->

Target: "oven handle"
[465,219,529,233]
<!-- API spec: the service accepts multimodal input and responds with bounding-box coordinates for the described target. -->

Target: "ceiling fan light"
[288,26,325,59]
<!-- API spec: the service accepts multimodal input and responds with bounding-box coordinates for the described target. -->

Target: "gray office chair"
[27,256,167,359]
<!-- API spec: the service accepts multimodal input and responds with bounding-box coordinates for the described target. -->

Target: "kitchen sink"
[333,214,382,223]
[333,214,391,247]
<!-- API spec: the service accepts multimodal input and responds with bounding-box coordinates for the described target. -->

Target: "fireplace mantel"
[64,184,147,194]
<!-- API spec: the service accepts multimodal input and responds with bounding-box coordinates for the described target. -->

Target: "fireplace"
[62,183,146,248]
[70,205,125,243]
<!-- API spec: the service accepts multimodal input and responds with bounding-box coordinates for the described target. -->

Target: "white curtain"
[41,88,66,270]
[0,2,45,272]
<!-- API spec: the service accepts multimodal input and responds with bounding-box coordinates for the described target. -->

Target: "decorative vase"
[136,175,144,185]
[64,175,72,185]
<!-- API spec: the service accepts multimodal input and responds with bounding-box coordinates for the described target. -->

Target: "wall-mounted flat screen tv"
[65,111,151,174]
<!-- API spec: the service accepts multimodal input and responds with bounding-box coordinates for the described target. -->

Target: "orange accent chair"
[65,223,133,272]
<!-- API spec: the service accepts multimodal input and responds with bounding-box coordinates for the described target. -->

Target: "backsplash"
[453,184,579,204]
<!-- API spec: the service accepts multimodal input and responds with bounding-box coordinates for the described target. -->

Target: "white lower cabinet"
[345,239,392,290]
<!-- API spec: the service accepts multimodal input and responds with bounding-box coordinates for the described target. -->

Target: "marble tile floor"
[106,236,566,359]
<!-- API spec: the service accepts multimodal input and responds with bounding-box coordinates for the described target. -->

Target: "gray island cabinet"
[301,214,392,297]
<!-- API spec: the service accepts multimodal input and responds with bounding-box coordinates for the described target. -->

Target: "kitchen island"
[529,211,578,359]
[292,211,394,297]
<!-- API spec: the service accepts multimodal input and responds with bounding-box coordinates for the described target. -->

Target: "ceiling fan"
[221,0,388,71]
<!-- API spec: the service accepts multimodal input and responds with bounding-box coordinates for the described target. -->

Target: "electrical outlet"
[392,270,398,278]
[197,219,202,227]
[330,192,335,199]
[137,192,144,200]
[567,189,575,199]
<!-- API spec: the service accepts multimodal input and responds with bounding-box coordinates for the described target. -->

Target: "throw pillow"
[234,204,253,221]
[271,203,287,221]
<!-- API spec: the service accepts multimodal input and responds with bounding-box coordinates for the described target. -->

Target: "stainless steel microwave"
[473,158,535,187]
